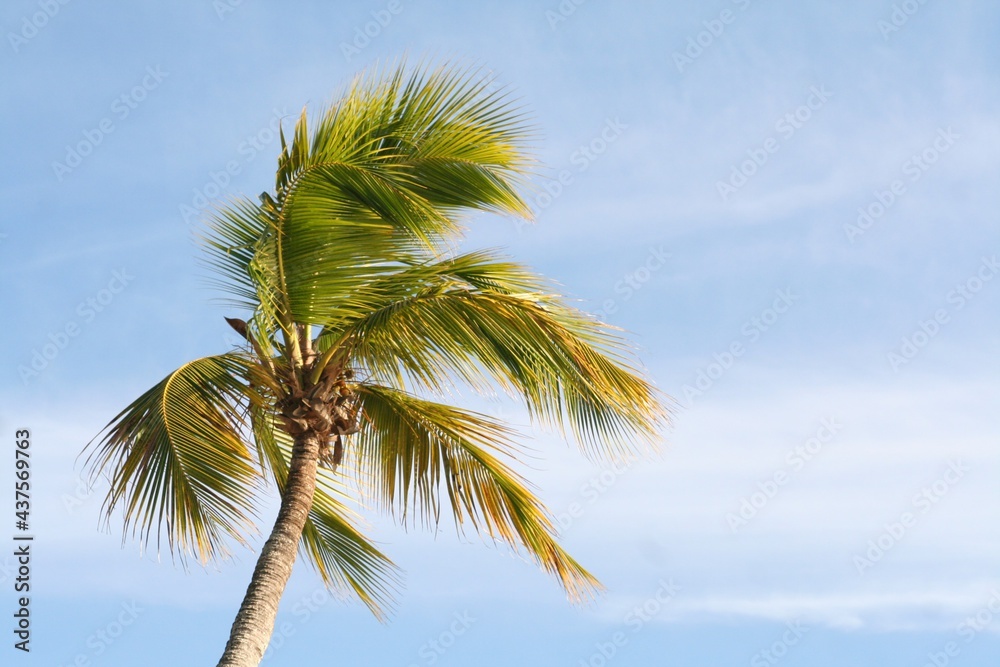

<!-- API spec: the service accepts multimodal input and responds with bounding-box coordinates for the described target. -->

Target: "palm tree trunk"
[216,430,321,667]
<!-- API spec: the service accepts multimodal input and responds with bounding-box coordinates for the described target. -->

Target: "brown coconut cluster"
[277,365,360,470]
[226,317,360,471]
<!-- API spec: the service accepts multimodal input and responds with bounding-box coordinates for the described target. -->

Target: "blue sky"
[2,0,999,665]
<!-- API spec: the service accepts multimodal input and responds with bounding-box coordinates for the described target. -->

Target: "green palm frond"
[304,249,546,362]
[84,354,261,563]
[334,253,667,460]
[286,62,533,216]
[250,406,400,617]
[201,199,270,312]
[205,61,535,333]
[355,384,601,601]
[302,490,401,620]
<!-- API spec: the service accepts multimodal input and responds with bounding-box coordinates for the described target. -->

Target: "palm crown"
[85,62,668,626]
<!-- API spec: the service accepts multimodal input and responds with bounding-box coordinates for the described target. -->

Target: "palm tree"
[84,61,668,667]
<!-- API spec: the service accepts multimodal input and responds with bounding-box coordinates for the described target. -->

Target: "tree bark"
[216,430,321,667]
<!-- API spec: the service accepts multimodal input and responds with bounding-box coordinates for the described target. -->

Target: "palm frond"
[355,384,601,601]
[201,198,272,312]
[202,61,536,333]
[83,354,261,563]
[335,253,668,460]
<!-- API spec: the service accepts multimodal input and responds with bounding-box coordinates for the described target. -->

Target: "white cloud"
[658,587,1000,633]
